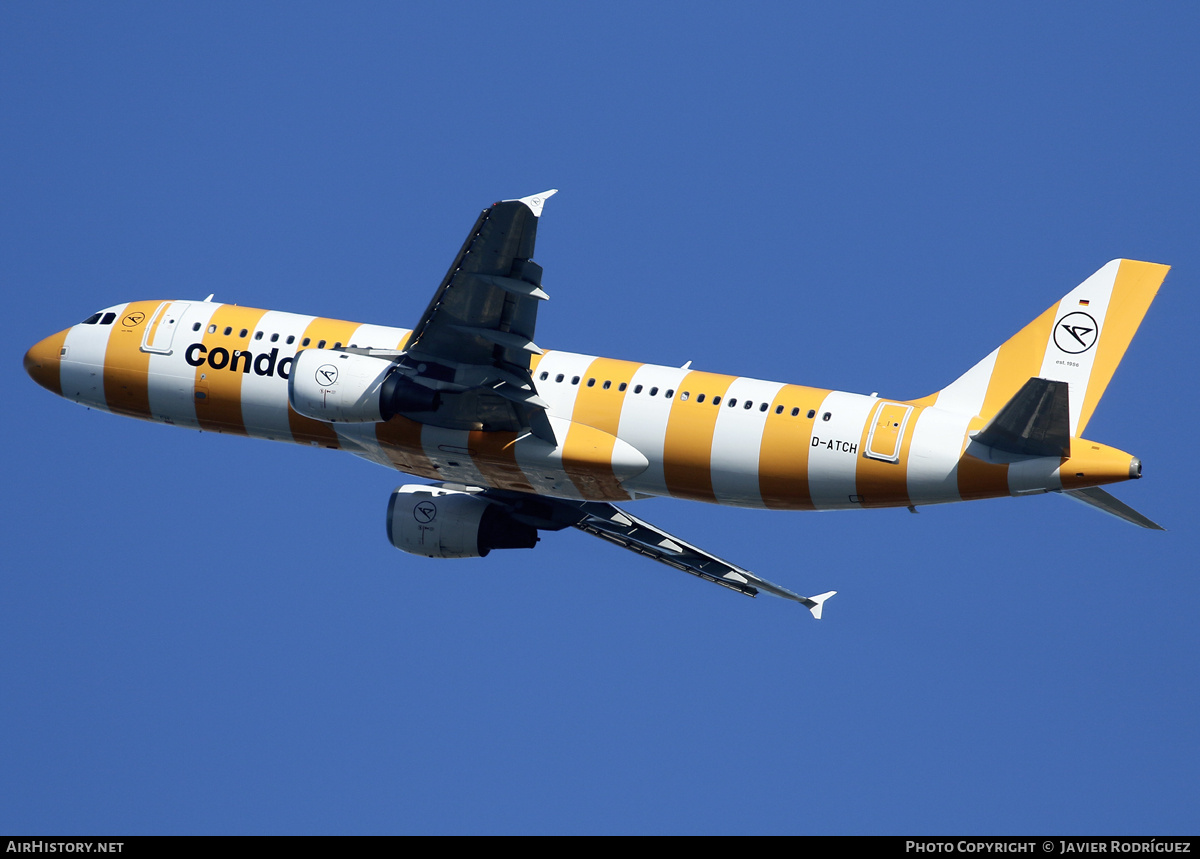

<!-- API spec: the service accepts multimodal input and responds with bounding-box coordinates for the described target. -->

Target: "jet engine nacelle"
[386,485,539,559]
[289,349,438,423]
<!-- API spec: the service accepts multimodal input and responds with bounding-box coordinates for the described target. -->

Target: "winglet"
[803,590,837,620]
[511,189,558,218]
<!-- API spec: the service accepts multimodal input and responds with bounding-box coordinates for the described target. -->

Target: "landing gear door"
[865,401,912,463]
[141,301,190,354]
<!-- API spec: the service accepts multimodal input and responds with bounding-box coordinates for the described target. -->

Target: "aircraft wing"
[573,502,835,617]
[482,488,836,617]
[393,191,559,442]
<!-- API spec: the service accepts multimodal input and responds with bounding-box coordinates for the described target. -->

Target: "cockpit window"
[100,312,116,325]
[82,313,102,325]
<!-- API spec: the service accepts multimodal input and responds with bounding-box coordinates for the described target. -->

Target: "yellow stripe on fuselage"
[561,357,641,500]
[375,415,440,480]
[103,301,161,419]
[757,385,825,510]
[468,430,536,493]
[855,402,918,508]
[956,416,1010,501]
[569,358,638,436]
[662,370,736,502]
[192,306,270,435]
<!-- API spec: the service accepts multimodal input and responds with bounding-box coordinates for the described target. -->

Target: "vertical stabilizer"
[927,260,1168,435]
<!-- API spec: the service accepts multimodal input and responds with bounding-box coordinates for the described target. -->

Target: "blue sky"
[3,3,1198,834]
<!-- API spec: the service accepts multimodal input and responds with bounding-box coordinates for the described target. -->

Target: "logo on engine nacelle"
[316,364,339,386]
[413,500,437,524]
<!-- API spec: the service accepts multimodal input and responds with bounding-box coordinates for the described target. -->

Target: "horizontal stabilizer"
[1059,486,1164,530]
[974,377,1070,457]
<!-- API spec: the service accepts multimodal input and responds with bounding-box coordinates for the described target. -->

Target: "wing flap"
[568,500,835,616]
[465,273,550,301]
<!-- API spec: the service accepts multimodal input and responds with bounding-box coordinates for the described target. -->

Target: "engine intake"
[386,485,538,559]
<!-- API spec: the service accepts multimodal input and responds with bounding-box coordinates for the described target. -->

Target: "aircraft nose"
[24,331,68,396]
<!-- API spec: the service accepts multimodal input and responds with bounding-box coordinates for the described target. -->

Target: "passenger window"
[318,340,326,348]
[587,378,595,387]
[634,385,643,394]
[302,337,311,346]
[712,396,720,405]
[808,409,816,419]
[254,331,263,340]
[665,389,674,398]
[286,335,295,344]
[822,412,832,421]
[333,342,342,349]
[571,376,580,385]
[696,393,705,403]
[271,333,279,343]
[224,327,233,336]
[192,322,201,331]
[239,329,248,338]
[82,313,102,325]
[680,392,690,401]
[555,374,564,383]
[728,398,737,408]
[776,405,784,414]
[540,371,549,380]
[209,324,217,334]
[618,382,627,392]
[760,403,768,412]
[603,380,612,390]
[100,313,116,325]
[744,401,753,410]
[791,407,800,417]
[649,387,659,396]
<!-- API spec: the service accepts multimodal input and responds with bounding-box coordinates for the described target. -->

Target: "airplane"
[23,191,1168,618]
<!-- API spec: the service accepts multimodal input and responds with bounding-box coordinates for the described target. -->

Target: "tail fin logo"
[1054,311,1099,354]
